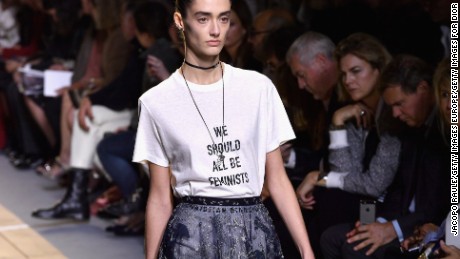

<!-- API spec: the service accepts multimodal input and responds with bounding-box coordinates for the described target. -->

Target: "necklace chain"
[181,61,225,164]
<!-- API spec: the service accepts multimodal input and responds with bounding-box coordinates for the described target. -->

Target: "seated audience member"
[35,0,130,180]
[264,26,321,182]
[320,55,450,259]
[19,0,84,172]
[248,7,295,75]
[33,0,94,177]
[262,25,324,259]
[219,0,261,71]
[1,0,45,59]
[96,1,182,235]
[397,59,459,258]
[1,0,48,168]
[31,0,133,221]
[287,31,369,258]
[296,33,401,202]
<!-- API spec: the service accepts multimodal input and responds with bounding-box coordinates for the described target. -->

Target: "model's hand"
[78,97,93,131]
[401,223,439,251]
[296,171,319,210]
[147,55,170,81]
[346,221,397,256]
[439,240,460,258]
[332,103,373,129]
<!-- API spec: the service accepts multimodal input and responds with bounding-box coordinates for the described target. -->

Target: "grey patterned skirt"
[159,196,284,259]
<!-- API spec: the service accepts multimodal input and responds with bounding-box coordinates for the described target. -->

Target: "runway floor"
[0,154,144,259]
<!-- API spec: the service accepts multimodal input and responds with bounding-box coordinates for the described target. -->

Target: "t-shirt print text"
[207,125,249,187]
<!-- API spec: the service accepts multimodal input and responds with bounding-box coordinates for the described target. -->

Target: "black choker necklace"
[184,60,219,70]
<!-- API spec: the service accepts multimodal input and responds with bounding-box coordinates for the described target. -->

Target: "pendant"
[216,153,225,166]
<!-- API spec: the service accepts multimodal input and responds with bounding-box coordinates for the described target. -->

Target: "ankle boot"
[32,168,90,220]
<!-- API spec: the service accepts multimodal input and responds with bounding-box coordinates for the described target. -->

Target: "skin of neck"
[182,50,223,85]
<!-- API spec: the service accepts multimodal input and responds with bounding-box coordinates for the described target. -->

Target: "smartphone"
[360,200,376,225]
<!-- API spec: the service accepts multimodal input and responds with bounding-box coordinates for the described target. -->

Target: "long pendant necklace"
[181,61,225,166]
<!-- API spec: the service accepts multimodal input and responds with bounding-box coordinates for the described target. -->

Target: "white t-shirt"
[133,63,294,198]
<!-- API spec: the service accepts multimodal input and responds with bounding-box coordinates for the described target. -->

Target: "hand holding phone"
[360,200,376,225]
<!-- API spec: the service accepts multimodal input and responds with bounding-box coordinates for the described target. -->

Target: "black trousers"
[2,80,46,155]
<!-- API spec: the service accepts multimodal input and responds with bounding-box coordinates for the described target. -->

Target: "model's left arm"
[265,147,315,259]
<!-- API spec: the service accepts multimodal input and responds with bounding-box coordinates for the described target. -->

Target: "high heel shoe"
[35,157,69,180]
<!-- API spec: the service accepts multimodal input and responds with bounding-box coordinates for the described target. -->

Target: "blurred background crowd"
[0,0,455,258]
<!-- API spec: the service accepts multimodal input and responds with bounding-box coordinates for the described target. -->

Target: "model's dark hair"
[175,0,232,17]
[175,0,193,18]
[134,1,170,39]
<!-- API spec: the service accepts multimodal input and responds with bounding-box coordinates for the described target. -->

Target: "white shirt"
[133,63,295,198]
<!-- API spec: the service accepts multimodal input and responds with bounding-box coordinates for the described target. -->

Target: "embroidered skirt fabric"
[159,196,284,259]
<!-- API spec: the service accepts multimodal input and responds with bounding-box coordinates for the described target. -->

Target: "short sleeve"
[266,81,295,152]
[132,100,169,167]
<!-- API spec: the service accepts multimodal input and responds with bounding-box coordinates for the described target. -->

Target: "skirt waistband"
[180,196,262,206]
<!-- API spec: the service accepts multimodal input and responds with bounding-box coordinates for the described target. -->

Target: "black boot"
[32,168,90,220]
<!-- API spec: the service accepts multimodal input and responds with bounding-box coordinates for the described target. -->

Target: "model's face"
[340,54,379,101]
[383,84,431,127]
[439,83,451,124]
[288,55,329,101]
[178,0,231,59]
[225,10,246,49]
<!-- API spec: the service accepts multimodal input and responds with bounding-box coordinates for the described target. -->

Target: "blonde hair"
[335,33,392,102]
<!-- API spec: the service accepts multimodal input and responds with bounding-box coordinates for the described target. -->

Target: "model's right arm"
[145,163,173,259]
